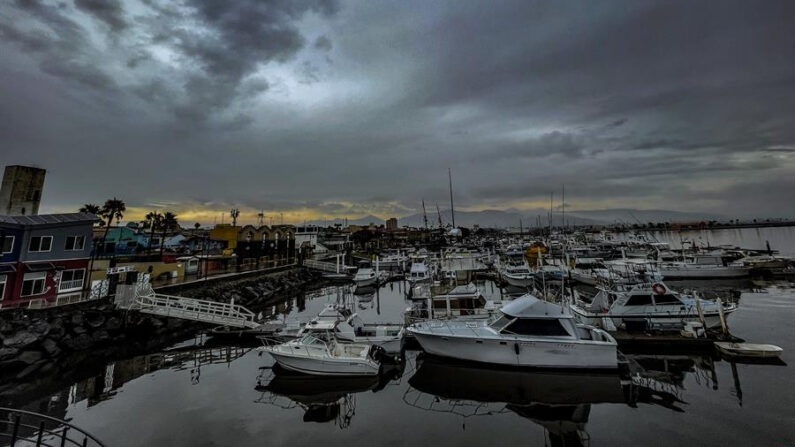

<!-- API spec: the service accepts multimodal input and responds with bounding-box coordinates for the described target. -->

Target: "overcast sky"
[1,0,793,224]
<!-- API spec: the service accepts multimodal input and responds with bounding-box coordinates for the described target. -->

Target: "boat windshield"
[489,315,514,331]
[299,334,327,346]
[501,318,571,336]
[653,294,682,305]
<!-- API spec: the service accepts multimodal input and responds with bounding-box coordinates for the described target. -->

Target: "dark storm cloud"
[74,0,127,31]
[0,0,793,220]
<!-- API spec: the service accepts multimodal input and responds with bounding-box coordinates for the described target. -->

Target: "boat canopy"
[500,295,573,319]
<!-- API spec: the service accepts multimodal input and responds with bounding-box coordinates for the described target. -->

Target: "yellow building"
[209,224,241,250]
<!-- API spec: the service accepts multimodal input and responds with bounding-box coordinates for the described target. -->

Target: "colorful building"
[0,212,97,308]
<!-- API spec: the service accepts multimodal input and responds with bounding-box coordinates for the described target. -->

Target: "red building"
[0,213,97,309]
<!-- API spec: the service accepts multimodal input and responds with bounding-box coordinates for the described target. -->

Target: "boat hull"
[354,276,378,287]
[410,331,617,369]
[267,351,380,376]
[660,267,749,279]
[570,306,734,330]
[502,274,534,288]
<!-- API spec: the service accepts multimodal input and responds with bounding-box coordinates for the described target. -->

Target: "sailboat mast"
[422,199,428,229]
[448,168,456,228]
[549,192,553,237]
[436,203,443,228]
[562,184,565,232]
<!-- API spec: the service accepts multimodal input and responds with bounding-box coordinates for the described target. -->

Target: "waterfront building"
[0,165,46,216]
[0,212,97,308]
[95,224,156,255]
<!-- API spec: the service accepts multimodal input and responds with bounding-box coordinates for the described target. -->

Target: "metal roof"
[0,212,98,227]
[500,294,573,319]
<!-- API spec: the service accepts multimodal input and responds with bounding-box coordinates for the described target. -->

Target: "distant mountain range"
[307,208,725,228]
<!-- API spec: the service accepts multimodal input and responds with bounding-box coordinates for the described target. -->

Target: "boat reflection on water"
[405,354,627,446]
[254,359,405,429]
[624,349,786,409]
[255,368,380,427]
[403,350,785,445]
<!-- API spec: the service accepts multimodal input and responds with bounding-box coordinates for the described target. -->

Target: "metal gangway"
[303,258,356,275]
[115,280,260,329]
[132,293,260,329]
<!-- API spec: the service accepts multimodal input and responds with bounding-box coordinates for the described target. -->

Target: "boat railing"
[0,407,106,447]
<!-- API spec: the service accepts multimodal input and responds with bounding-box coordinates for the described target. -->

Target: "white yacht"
[569,258,610,286]
[659,255,749,279]
[404,283,505,324]
[569,282,737,331]
[302,304,404,353]
[353,267,378,287]
[261,334,382,376]
[500,262,535,288]
[407,295,618,369]
[408,261,433,283]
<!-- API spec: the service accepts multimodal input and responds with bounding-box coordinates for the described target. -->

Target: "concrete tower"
[0,165,46,216]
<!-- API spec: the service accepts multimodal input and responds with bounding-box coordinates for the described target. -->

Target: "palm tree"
[194,222,201,230]
[79,203,105,226]
[160,212,179,256]
[99,198,126,255]
[144,211,163,255]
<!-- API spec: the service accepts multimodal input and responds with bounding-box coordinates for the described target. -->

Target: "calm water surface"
[4,277,794,447]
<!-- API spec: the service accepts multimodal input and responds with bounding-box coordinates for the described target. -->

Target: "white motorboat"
[500,262,535,288]
[408,261,433,283]
[714,342,783,359]
[404,283,506,323]
[261,334,382,376]
[659,255,749,278]
[569,258,611,286]
[407,295,618,369]
[569,282,737,331]
[302,304,404,353]
[353,268,378,287]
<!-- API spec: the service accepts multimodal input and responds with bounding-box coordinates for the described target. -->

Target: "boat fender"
[652,283,667,295]
[514,343,520,355]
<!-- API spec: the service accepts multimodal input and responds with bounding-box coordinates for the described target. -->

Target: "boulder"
[105,317,122,331]
[92,330,110,342]
[0,320,14,334]
[18,350,43,365]
[0,347,19,360]
[71,333,94,350]
[86,313,106,328]
[3,331,39,349]
[71,312,84,326]
[29,319,51,336]
[15,360,45,380]
[41,338,61,357]
[72,326,87,335]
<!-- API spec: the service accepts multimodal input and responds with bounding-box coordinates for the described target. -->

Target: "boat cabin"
[489,296,579,338]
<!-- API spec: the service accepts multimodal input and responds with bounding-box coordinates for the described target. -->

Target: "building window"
[1,236,14,254]
[28,236,53,252]
[65,235,86,251]
[59,269,85,292]
[21,272,46,297]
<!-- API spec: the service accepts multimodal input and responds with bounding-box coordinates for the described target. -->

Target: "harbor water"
[2,277,793,446]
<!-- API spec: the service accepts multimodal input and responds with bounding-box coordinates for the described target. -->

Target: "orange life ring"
[652,283,666,295]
